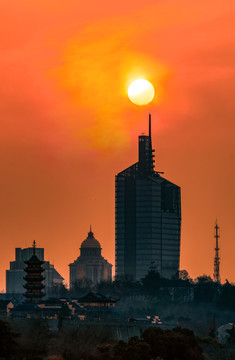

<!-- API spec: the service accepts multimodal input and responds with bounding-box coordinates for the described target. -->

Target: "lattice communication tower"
[213,221,221,283]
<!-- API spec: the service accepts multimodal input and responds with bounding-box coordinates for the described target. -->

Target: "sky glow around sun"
[128,79,155,105]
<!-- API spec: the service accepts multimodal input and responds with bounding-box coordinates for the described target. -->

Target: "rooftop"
[80,228,101,249]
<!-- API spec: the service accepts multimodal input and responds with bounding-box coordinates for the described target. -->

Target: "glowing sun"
[128,79,155,106]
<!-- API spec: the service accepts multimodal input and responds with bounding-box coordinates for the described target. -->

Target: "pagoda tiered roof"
[23,241,45,302]
[24,254,44,265]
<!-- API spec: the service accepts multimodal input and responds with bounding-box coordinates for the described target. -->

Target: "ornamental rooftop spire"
[32,240,36,255]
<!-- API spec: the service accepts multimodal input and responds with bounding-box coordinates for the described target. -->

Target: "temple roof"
[24,254,44,265]
[80,229,101,249]
[11,302,40,312]
[76,291,118,303]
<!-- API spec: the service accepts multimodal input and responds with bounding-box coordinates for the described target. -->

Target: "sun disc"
[128,79,155,106]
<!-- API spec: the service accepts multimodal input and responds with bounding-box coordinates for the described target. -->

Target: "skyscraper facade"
[115,115,181,281]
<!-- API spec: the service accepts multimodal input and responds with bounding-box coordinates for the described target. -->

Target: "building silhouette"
[115,115,181,280]
[6,244,63,295]
[24,241,45,302]
[69,228,112,287]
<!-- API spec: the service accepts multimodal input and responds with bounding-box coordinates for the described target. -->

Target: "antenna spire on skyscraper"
[149,113,152,141]
[148,113,154,173]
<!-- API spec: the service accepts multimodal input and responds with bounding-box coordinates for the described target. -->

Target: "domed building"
[69,228,112,287]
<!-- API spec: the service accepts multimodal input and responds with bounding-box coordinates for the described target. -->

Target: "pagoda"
[23,240,45,302]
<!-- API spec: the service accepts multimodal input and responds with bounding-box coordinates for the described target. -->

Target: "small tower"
[23,241,45,302]
[213,221,221,283]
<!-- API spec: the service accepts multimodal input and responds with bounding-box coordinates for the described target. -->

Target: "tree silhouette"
[0,319,19,359]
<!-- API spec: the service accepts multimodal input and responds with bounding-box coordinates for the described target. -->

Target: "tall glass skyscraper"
[115,115,181,280]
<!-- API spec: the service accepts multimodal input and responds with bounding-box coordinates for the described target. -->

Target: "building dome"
[69,227,113,287]
[80,229,101,249]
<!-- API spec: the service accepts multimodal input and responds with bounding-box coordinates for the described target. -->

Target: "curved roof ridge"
[80,228,101,249]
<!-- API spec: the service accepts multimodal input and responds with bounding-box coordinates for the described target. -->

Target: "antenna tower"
[213,221,221,283]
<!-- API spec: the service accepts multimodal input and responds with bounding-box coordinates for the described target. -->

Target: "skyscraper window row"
[136,233,161,239]
[115,210,125,215]
[161,227,180,232]
[136,240,156,245]
[136,214,158,220]
[163,238,179,248]
[136,249,162,254]
[115,231,125,236]
[136,211,162,217]
[115,223,126,228]
[136,213,153,219]
[136,209,154,214]
[115,234,124,240]
[136,192,161,199]
[137,239,162,245]
[136,233,158,240]
[136,228,162,233]
[162,241,180,247]
[162,234,180,240]
[162,216,180,222]
[135,222,154,227]
[162,233,180,239]
[136,262,157,269]
[115,205,125,210]
[115,217,125,222]
[115,188,125,194]
[135,226,158,231]
[136,188,154,193]
[115,236,124,241]
[135,229,154,235]
[136,251,157,257]
[162,250,180,257]
[161,223,180,229]
[115,197,125,202]
[162,263,179,269]
[136,248,162,253]
[136,195,159,200]
[136,208,161,217]
[136,190,161,196]
[115,247,124,252]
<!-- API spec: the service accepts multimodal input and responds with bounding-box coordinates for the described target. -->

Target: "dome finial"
[88,225,93,237]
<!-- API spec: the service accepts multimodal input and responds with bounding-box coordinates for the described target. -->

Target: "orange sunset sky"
[0,0,235,290]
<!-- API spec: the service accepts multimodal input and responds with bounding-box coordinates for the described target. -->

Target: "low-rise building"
[72,291,119,321]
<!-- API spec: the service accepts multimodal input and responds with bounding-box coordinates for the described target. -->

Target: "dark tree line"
[0,318,205,360]
[103,327,205,360]
[51,269,235,309]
